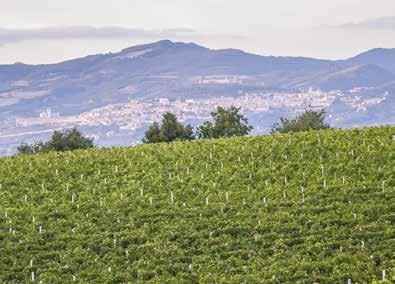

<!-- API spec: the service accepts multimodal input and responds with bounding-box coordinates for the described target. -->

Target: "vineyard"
[0,126,394,283]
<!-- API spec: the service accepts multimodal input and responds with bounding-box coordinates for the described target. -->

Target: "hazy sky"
[1,0,395,64]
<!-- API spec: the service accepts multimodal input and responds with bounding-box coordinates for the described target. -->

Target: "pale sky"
[1,0,395,64]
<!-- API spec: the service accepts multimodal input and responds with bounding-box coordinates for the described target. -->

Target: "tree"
[17,142,44,155]
[271,108,330,134]
[142,122,161,144]
[142,112,195,143]
[197,106,253,139]
[65,128,94,150]
[17,128,94,155]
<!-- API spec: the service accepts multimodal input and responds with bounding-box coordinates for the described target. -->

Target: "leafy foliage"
[271,108,330,134]
[1,126,394,283]
[197,106,253,139]
[143,112,195,143]
[17,141,45,155]
[17,128,94,154]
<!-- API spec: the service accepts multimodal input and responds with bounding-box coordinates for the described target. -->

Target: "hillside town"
[0,86,388,156]
[15,89,339,130]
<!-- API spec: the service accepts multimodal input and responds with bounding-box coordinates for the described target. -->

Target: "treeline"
[17,106,330,154]
[143,106,329,143]
[143,106,253,143]
[17,128,94,155]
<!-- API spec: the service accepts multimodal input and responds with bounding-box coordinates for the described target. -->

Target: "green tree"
[160,112,184,142]
[143,112,195,143]
[17,128,94,155]
[197,106,253,139]
[17,141,44,155]
[142,122,162,144]
[271,108,330,134]
[61,128,94,151]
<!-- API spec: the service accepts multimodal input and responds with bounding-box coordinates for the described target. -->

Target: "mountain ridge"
[0,40,394,122]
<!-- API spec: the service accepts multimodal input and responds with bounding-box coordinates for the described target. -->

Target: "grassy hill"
[0,126,394,283]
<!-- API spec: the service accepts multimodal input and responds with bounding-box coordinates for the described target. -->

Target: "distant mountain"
[1,40,394,120]
[346,48,395,74]
[293,64,395,91]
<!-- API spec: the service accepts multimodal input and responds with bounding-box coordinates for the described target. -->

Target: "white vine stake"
[170,192,174,204]
[149,197,153,205]
[31,271,35,282]
[225,192,229,202]
[205,197,209,206]
[382,270,386,281]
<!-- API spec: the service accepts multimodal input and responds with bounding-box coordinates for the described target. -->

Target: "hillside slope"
[346,48,395,74]
[0,127,394,282]
[293,64,395,91]
[1,41,395,120]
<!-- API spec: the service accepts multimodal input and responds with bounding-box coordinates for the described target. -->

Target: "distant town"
[0,86,388,156]
[16,89,337,129]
